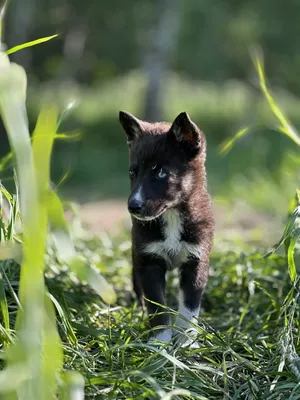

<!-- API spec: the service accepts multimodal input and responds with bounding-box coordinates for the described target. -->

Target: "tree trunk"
[143,0,180,122]
[56,18,87,84]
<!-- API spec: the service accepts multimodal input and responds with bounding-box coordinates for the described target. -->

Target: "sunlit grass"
[5,34,59,56]
[253,53,300,147]
[2,200,300,398]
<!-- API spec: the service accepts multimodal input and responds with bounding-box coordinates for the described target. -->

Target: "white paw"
[148,328,173,345]
[175,292,200,330]
[174,327,199,348]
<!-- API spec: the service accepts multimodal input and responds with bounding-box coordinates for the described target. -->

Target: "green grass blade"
[30,104,63,398]
[0,319,12,345]
[253,53,300,146]
[42,294,63,399]
[129,370,166,398]
[0,184,12,203]
[0,52,62,399]
[0,52,44,398]
[1,264,21,309]
[32,104,57,190]
[287,228,300,283]
[55,131,82,141]
[219,55,300,156]
[265,206,300,258]
[5,34,58,55]
[0,1,9,45]
[48,292,78,347]
[0,271,9,330]
[0,151,12,171]
[0,132,80,174]
[219,127,250,155]
[56,101,78,130]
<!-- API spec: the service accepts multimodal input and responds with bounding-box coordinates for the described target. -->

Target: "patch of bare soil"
[79,200,283,248]
[79,200,129,236]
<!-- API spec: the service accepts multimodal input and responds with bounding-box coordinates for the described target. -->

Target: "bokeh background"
[1,0,299,241]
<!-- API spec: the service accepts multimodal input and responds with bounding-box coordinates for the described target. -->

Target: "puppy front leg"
[175,257,209,342]
[138,259,171,342]
[132,266,143,306]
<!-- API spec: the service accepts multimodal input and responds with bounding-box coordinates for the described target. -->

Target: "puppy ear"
[119,111,143,146]
[170,112,201,149]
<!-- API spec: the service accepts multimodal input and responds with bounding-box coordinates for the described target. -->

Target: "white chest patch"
[143,209,201,269]
[162,208,183,254]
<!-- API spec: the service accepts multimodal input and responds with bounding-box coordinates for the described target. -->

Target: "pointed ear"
[119,111,143,146]
[170,112,201,149]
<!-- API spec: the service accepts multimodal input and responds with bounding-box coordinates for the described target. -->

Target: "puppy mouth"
[131,206,168,221]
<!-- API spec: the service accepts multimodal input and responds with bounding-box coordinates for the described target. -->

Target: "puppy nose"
[128,198,142,213]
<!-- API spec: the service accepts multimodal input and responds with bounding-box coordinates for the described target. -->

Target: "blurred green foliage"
[4,0,300,90]
[0,0,298,210]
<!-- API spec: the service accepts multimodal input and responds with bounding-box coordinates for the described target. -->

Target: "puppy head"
[119,111,206,221]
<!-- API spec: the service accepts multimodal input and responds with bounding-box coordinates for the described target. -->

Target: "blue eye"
[158,168,167,179]
[157,168,168,179]
[152,165,168,179]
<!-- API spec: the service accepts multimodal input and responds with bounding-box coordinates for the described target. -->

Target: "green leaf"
[129,371,166,398]
[0,52,62,398]
[253,53,300,147]
[42,294,64,399]
[32,104,57,191]
[5,34,58,55]
[0,272,9,331]
[265,206,300,258]
[219,127,250,155]
[0,0,9,44]
[287,228,300,283]
[48,293,78,347]
[220,53,300,155]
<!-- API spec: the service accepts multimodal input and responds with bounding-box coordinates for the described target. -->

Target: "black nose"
[128,198,142,213]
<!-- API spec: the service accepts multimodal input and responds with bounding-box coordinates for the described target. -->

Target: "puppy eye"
[129,169,135,179]
[151,165,168,179]
[157,168,168,179]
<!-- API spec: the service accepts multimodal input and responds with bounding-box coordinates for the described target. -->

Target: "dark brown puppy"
[119,111,214,343]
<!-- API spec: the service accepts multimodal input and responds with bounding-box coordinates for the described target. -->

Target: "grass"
[0,18,300,400]
[0,43,116,398]
[1,197,300,399]
[46,241,300,399]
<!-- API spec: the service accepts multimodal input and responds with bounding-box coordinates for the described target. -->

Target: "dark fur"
[119,111,214,339]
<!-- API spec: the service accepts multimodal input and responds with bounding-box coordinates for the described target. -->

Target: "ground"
[79,200,283,248]
[71,199,299,399]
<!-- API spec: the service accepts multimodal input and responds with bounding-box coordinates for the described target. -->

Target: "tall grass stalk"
[0,22,117,396]
[0,28,117,396]
[0,51,62,399]
[0,1,9,47]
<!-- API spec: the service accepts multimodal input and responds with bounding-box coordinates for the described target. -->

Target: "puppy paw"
[148,328,173,345]
[173,328,199,348]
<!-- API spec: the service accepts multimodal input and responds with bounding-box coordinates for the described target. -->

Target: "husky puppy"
[119,111,214,343]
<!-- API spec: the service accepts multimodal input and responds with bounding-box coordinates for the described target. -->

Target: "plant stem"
[0,0,9,47]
